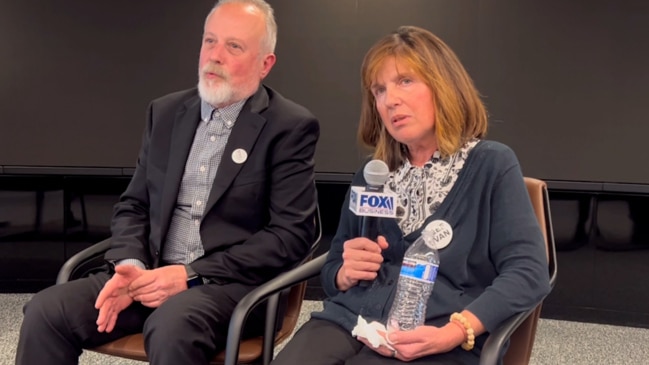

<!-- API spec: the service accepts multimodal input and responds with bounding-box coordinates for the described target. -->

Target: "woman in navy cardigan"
[273,25,551,365]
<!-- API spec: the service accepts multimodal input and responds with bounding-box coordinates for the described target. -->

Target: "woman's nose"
[383,87,401,107]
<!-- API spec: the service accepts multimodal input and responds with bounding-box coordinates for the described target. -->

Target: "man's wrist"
[184,264,199,280]
[184,264,204,288]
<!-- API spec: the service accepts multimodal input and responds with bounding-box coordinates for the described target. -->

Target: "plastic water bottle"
[387,229,440,331]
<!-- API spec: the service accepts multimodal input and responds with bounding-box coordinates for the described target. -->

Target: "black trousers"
[15,272,264,365]
[271,319,478,365]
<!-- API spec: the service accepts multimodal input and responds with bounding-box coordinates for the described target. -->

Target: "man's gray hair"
[207,0,277,54]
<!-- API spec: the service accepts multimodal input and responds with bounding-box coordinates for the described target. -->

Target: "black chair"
[56,205,322,365]
[223,177,557,365]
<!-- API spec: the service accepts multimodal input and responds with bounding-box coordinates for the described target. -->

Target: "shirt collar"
[200,98,247,125]
[200,99,216,122]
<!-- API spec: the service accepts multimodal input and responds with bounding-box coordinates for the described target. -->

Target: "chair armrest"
[56,238,111,284]
[480,254,556,365]
[223,252,328,365]
[479,308,536,365]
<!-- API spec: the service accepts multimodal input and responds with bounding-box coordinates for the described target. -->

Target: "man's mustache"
[201,64,229,80]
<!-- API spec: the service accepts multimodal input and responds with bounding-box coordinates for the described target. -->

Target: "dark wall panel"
[1,0,648,184]
[0,0,213,168]
[475,0,649,184]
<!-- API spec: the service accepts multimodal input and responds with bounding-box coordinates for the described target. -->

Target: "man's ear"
[259,53,276,79]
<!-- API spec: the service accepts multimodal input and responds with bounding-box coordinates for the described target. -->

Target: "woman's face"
[371,57,436,148]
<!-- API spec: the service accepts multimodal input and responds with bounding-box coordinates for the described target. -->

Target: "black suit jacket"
[105,86,320,286]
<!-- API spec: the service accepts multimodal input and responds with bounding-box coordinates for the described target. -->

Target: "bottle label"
[399,258,439,283]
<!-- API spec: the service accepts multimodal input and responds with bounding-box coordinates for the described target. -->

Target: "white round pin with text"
[232,148,248,164]
[423,220,453,249]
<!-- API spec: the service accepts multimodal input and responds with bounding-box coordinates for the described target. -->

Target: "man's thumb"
[115,264,136,276]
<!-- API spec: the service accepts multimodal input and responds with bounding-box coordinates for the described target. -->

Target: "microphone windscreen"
[363,159,390,187]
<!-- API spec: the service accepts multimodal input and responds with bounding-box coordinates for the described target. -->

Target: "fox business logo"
[349,186,397,217]
[360,194,393,209]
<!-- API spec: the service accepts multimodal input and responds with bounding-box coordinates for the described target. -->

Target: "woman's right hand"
[335,235,389,291]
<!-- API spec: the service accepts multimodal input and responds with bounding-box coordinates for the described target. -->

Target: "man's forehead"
[208,4,264,27]
[205,5,265,38]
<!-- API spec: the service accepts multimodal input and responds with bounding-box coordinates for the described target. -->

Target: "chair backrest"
[212,278,308,364]
[503,177,557,365]
[273,203,323,347]
[214,205,322,364]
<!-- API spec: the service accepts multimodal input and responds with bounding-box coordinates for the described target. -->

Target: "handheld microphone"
[359,160,391,239]
[349,159,396,287]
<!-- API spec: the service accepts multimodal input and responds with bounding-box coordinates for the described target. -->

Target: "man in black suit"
[15,1,319,364]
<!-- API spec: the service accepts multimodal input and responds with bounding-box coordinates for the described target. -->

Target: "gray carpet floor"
[2,293,648,364]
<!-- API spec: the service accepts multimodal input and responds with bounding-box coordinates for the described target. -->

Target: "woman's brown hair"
[358,26,488,170]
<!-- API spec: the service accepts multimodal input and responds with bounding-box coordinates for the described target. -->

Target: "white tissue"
[351,315,394,350]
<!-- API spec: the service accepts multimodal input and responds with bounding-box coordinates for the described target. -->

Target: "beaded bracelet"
[448,319,467,337]
[450,312,475,351]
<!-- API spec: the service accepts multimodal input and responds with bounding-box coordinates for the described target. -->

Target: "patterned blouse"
[386,139,479,235]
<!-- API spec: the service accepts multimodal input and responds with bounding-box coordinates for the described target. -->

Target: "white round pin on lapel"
[232,148,248,164]
[423,220,453,249]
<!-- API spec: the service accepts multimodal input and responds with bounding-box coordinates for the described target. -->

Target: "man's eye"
[228,42,242,49]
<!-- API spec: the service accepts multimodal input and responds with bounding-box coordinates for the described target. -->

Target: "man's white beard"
[198,76,235,108]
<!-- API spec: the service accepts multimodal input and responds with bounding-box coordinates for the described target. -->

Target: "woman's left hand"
[371,324,464,361]
[356,336,399,359]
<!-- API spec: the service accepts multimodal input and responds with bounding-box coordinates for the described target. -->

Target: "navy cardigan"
[312,140,551,357]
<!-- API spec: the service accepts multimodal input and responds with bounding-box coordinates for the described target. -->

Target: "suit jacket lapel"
[204,87,269,213]
[160,96,201,243]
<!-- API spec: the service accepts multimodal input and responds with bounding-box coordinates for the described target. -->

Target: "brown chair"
[480,177,558,365]
[222,177,557,365]
[56,205,322,365]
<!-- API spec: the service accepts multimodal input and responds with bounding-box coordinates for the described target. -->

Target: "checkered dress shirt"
[161,98,245,265]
